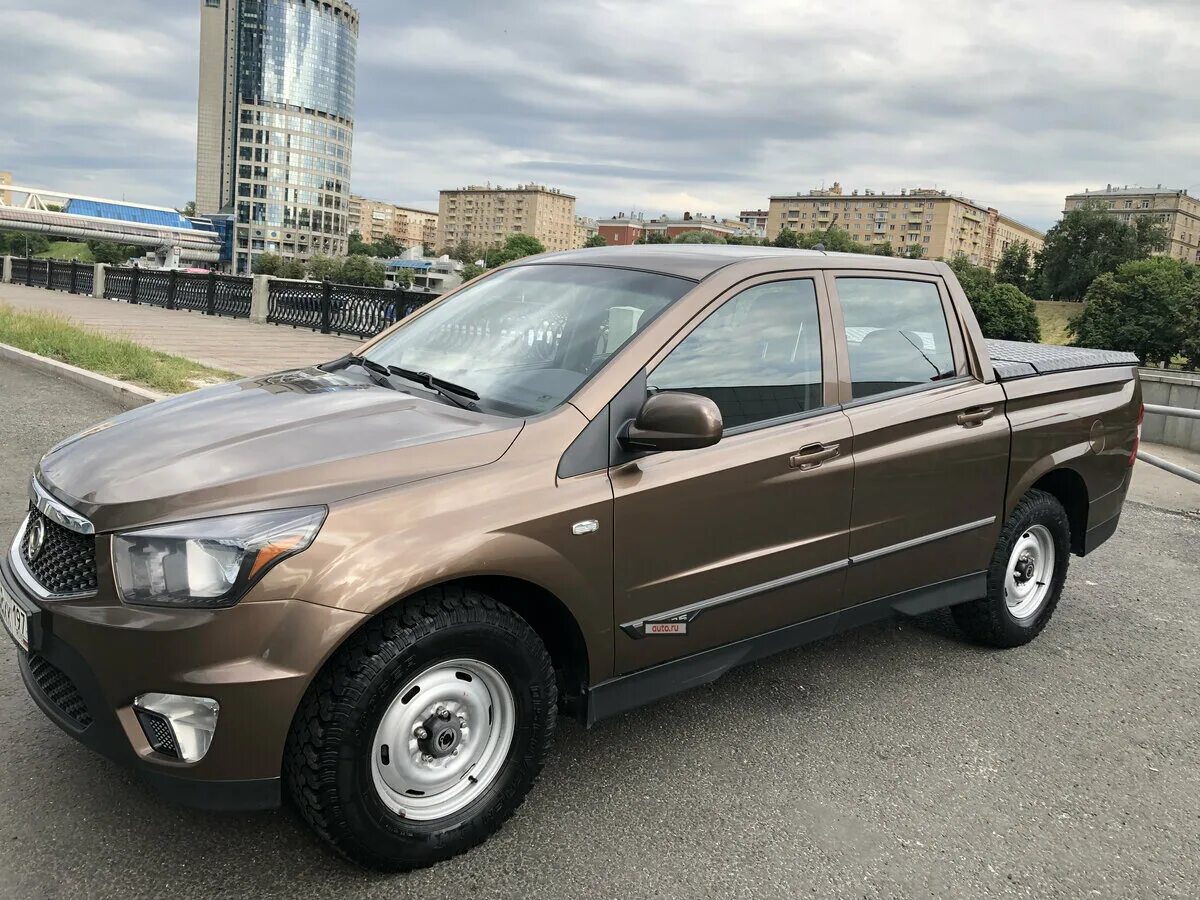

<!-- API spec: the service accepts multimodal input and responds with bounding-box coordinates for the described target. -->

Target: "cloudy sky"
[2,0,1198,230]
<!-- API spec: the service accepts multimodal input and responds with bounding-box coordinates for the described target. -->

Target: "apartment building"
[766,182,1044,268]
[437,184,576,252]
[597,212,741,246]
[574,215,599,248]
[1064,185,1200,263]
[738,209,769,237]
[348,195,439,249]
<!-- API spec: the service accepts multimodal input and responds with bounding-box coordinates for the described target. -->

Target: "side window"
[837,278,956,400]
[649,279,823,429]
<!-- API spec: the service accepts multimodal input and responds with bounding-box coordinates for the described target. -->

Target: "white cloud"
[2,0,1198,229]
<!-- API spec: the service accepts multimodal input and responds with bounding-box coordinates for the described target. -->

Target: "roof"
[385,259,433,270]
[521,244,942,281]
[1067,186,1189,199]
[63,199,194,230]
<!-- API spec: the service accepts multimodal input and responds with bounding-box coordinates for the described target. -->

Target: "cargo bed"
[985,339,1139,381]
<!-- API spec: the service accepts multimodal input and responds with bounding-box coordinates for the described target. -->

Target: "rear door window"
[836,277,956,400]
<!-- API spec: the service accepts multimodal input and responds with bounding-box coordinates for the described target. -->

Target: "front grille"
[20,505,97,596]
[136,710,179,757]
[26,654,93,728]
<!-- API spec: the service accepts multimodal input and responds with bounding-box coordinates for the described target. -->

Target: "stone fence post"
[1,256,11,284]
[250,274,271,324]
[93,264,107,299]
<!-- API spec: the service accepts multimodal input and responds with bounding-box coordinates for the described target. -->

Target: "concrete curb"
[0,342,166,409]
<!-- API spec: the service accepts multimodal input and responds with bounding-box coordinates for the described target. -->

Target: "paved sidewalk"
[0,282,356,376]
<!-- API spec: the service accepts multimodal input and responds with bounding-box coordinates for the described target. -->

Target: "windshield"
[366,264,692,416]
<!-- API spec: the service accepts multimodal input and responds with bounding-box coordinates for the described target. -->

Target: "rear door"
[611,274,853,675]
[826,271,1009,607]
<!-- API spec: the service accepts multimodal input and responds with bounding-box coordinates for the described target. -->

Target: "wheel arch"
[1029,467,1089,555]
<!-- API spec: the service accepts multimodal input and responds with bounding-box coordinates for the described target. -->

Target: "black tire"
[952,489,1071,648]
[284,585,557,871]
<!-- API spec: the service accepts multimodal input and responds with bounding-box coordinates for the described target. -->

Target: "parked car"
[1,246,1142,870]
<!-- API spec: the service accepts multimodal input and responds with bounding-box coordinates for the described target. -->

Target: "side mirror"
[620,392,723,452]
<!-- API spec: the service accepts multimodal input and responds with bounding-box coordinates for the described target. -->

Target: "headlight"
[112,507,326,608]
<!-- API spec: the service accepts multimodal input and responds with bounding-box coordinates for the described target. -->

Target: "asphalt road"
[0,357,1197,899]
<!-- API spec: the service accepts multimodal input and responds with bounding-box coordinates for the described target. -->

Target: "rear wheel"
[284,586,557,870]
[953,489,1071,648]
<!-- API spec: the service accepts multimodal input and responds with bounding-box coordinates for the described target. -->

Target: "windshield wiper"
[334,355,480,410]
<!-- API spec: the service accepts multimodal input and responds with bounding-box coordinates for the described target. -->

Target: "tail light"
[1128,403,1144,467]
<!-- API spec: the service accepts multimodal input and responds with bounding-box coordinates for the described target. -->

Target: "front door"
[826,272,1010,607]
[611,275,854,675]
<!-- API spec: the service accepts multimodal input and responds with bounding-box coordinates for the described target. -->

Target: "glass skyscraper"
[195,0,358,274]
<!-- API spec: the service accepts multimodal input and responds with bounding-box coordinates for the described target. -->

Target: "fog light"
[134,693,219,762]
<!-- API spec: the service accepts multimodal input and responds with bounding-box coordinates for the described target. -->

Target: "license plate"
[0,583,30,652]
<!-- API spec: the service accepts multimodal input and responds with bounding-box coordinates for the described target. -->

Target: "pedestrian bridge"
[0,184,221,264]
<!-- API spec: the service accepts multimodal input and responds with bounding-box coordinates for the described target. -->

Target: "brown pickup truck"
[2,246,1141,869]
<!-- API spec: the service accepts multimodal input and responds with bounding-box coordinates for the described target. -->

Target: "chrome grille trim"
[8,514,98,601]
[29,478,94,535]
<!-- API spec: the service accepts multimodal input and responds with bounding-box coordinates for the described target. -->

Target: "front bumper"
[2,556,365,811]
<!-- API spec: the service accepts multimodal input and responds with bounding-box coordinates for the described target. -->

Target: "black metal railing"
[100,267,252,318]
[268,279,435,338]
[9,259,432,336]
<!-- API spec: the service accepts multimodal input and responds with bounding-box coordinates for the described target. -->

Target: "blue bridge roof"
[385,259,434,270]
[63,199,194,230]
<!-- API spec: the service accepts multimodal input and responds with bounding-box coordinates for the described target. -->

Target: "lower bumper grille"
[136,710,180,758]
[26,653,93,728]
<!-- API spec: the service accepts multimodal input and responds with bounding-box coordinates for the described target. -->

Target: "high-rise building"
[1064,185,1200,263]
[597,213,742,246]
[437,185,576,253]
[195,0,359,274]
[574,216,598,248]
[0,171,12,206]
[347,195,438,250]
[766,182,1044,268]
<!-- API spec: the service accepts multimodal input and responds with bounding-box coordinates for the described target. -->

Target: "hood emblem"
[24,516,46,562]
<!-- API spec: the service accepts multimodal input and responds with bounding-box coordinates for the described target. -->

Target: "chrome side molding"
[622,516,998,638]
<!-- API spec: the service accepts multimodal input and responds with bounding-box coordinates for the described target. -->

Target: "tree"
[902,243,927,259]
[635,230,670,244]
[1068,257,1193,366]
[278,258,307,280]
[180,201,197,217]
[948,254,1041,341]
[460,263,485,282]
[348,231,371,256]
[873,241,895,257]
[1037,200,1147,299]
[252,252,284,276]
[797,226,869,254]
[1181,279,1200,369]
[306,254,343,282]
[487,233,546,266]
[672,230,724,244]
[772,227,801,248]
[443,240,483,264]
[995,240,1032,293]
[583,233,607,248]
[1134,215,1170,257]
[339,254,387,287]
[725,234,766,246]
[87,240,138,266]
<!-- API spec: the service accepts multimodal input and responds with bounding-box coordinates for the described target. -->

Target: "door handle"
[957,406,994,427]
[790,442,840,470]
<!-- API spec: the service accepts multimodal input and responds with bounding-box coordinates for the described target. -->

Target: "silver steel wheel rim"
[370,658,515,821]
[1004,524,1055,620]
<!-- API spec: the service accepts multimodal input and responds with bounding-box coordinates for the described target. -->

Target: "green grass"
[1034,300,1084,346]
[0,304,237,394]
[33,241,94,262]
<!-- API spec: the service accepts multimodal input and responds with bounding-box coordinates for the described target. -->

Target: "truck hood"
[36,368,523,532]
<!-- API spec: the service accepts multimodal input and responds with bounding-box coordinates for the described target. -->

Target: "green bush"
[948,255,1040,342]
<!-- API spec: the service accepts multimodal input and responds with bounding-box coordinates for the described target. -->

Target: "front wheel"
[284,586,557,870]
[953,489,1072,648]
